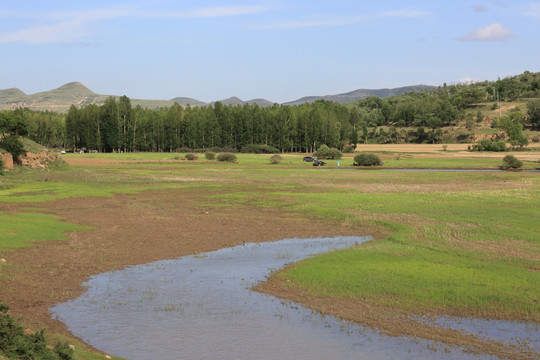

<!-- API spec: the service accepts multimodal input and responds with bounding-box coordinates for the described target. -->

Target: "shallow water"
[51,237,533,360]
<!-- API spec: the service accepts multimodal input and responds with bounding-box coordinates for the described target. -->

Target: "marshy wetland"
[0,147,539,359]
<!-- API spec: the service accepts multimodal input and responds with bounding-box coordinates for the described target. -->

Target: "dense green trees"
[499,114,529,148]
[50,99,359,153]
[0,110,28,162]
[527,98,540,129]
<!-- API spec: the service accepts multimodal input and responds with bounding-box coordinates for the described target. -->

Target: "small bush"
[501,155,523,169]
[0,300,73,360]
[176,147,193,153]
[0,135,25,163]
[185,153,198,161]
[353,153,383,166]
[342,144,355,153]
[475,140,507,152]
[216,153,237,162]
[314,144,342,159]
[204,151,216,160]
[241,144,280,154]
[269,154,282,164]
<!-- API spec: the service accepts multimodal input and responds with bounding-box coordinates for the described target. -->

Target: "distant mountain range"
[0,82,436,112]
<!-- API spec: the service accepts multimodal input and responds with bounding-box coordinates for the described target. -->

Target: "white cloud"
[457,23,514,42]
[0,4,268,44]
[254,8,428,30]
[172,5,268,18]
[525,2,540,18]
[473,5,489,12]
[255,16,364,29]
[0,19,90,44]
[378,9,429,18]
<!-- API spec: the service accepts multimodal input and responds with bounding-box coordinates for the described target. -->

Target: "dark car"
[313,159,326,166]
[303,156,315,162]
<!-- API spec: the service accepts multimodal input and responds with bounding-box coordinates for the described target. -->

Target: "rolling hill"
[0,82,436,112]
[283,85,436,106]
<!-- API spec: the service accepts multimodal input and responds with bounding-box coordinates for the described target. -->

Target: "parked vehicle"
[313,159,326,166]
[303,156,315,162]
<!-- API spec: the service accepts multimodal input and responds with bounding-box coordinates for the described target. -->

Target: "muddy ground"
[0,186,362,338]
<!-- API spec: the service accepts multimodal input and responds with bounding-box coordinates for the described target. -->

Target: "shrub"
[0,135,25,163]
[475,140,507,152]
[204,151,216,160]
[313,144,342,159]
[269,154,282,164]
[185,153,198,161]
[216,153,237,162]
[241,144,280,154]
[0,300,73,360]
[342,144,355,153]
[353,153,383,166]
[176,147,193,153]
[501,155,523,169]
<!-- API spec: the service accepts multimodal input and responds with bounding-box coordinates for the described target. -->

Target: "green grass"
[269,171,540,319]
[0,213,90,250]
[283,245,538,316]
[1,152,539,323]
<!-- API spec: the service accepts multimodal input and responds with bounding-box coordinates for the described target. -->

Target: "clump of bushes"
[353,153,383,166]
[341,144,355,153]
[269,154,282,164]
[241,144,280,154]
[0,300,74,360]
[216,153,237,162]
[0,135,25,163]
[501,154,523,169]
[184,153,198,161]
[204,151,216,160]
[470,140,507,152]
[313,144,342,159]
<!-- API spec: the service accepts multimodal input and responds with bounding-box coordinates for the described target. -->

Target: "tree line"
[1,71,539,154]
[61,97,353,153]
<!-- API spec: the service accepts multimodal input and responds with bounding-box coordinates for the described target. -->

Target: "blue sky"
[1,1,539,103]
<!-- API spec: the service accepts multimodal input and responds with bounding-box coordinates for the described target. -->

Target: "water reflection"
[52,237,527,360]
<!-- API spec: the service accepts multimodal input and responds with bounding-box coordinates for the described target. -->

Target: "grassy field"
[0,149,539,359]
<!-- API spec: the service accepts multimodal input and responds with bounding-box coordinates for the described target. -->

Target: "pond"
[51,236,537,360]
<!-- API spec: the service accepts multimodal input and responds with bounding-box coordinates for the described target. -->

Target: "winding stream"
[51,236,537,360]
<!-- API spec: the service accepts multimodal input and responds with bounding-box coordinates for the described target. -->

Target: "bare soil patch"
[355,143,540,161]
[356,144,472,152]
[0,187,363,339]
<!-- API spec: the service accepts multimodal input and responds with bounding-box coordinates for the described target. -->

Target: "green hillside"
[0,82,175,112]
